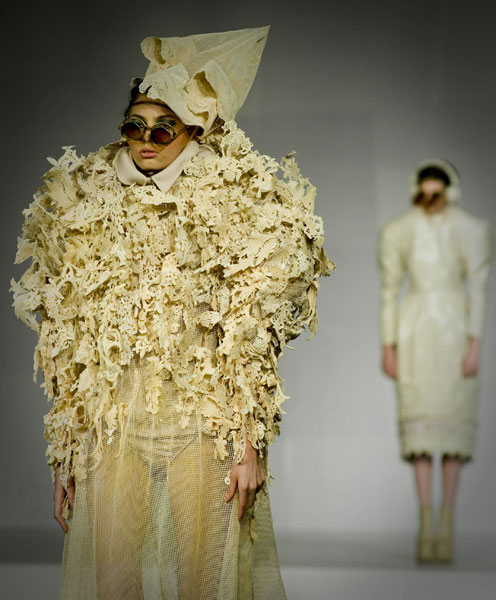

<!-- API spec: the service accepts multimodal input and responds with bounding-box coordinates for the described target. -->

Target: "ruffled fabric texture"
[11,121,334,488]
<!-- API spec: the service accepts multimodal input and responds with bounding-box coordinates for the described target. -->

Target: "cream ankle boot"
[417,505,436,562]
[436,505,454,563]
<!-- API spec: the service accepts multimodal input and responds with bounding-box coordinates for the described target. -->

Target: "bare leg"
[413,455,433,506]
[413,455,435,562]
[434,454,462,563]
[441,455,462,506]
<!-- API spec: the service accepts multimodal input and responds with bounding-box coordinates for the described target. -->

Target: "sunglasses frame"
[118,116,188,146]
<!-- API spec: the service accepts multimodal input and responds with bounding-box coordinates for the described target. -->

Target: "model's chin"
[133,155,167,173]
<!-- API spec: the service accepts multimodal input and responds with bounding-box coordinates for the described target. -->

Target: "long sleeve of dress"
[378,221,406,346]
[464,219,493,338]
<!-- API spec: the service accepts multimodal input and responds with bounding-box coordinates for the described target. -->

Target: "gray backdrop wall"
[2,0,495,546]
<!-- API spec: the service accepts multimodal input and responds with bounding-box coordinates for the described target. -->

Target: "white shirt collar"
[113,140,200,193]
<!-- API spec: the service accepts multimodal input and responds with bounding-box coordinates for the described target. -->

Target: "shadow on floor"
[275,531,496,572]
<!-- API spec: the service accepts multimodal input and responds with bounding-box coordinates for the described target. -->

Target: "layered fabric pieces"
[379,205,492,459]
[11,119,333,500]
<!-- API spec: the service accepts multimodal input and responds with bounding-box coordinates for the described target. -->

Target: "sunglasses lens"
[150,126,173,145]
[120,121,143,141]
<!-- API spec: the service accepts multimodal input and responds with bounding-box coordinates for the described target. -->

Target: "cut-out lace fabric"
[11,122,333,599]
[11,122,333,487]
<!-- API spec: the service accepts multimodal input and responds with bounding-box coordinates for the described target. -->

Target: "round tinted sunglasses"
[119,117,188,146]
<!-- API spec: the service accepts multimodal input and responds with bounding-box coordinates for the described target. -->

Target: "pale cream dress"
[379,204,492,459]
[58,145,287,599]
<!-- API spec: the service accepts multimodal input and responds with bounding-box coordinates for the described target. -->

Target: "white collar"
[113,140,200,193]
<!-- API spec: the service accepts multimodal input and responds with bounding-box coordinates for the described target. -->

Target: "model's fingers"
[53,488,64,507]
[54,499,68,533]
[245,488,256,510]
[53,481,69,533]
[462,360,476,377]
[67,494,75,510]
[66,482,76,509]
[224,472,237,503]
[383,358,397,379]
[56,515,68,534]
[237,487,248,521]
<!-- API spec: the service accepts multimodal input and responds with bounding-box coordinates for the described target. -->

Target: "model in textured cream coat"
[11,27,333,599]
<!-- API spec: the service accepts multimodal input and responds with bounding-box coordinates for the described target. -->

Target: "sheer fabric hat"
[136,26,270,136]
[410,158,461,204]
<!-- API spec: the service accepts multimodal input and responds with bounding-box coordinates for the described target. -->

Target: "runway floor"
[1,532,495,599]
[1,563,495,600]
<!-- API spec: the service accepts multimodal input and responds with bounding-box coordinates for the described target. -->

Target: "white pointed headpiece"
[136,26,270,136]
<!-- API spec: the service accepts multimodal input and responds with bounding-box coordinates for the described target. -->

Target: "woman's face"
[126,94,195,173]
[418,178,447,214]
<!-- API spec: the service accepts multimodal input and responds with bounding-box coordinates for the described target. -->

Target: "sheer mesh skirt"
[59,357,286,599]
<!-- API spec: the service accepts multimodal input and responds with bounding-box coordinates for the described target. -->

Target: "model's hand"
[224,439,266,521]
[54,465,75,534]
[463,337,481,377]
[382,344,398,379]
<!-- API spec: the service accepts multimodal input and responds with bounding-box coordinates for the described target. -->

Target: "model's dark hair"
[416,165,451,187]
[124,78,151,117]
[413,165,451,207]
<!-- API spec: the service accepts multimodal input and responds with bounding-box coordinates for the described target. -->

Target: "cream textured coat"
[11,123,332,599]
[379,204,492,459]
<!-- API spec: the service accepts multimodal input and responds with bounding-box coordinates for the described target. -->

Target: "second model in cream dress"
[379,198,492,459]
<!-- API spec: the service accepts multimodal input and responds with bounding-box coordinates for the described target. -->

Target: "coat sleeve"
[378,221,406,346]
[464,219,493,338]
[214,199,332,461]
[10,154,83,486]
